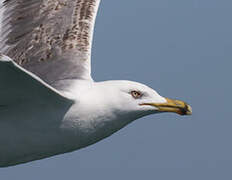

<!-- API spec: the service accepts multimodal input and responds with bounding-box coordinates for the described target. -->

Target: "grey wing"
[0,53,73,111]
[0,0,101,89]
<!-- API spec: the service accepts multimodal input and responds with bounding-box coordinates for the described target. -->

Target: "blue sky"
[1,0,232,179]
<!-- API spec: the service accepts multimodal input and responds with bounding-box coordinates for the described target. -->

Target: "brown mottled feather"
[0,0,100,88]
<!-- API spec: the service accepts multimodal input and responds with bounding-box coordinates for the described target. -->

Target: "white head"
[69,80,192,144]
[77,80,192,123]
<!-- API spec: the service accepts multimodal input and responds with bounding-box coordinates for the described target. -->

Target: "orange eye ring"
[131,91,142,99]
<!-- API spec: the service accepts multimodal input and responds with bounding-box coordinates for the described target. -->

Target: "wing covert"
[0,0,101,88]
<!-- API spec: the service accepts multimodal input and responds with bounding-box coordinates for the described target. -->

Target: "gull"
[0,0,192,167]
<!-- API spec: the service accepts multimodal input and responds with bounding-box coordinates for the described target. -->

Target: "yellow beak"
[140,98,192,115]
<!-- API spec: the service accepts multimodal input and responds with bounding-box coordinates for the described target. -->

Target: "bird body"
[0,57,167,166]
[0,0,191,167]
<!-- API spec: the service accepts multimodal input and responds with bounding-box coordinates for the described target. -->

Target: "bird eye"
[131,91,142,99]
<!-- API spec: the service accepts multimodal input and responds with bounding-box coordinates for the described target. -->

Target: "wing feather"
[0,0,101,88]
[0,53,73,107]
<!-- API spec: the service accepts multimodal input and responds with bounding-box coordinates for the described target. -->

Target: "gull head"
[66,80,192,146]
[80,80,192,122]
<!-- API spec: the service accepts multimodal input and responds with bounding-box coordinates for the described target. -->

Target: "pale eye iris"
[131,91,142,99]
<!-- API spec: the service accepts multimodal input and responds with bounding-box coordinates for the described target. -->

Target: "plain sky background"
[0,0,232,179]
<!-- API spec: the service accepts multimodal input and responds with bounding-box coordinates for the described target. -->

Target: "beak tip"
[187,104,192,115]
[181,104,192,116]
